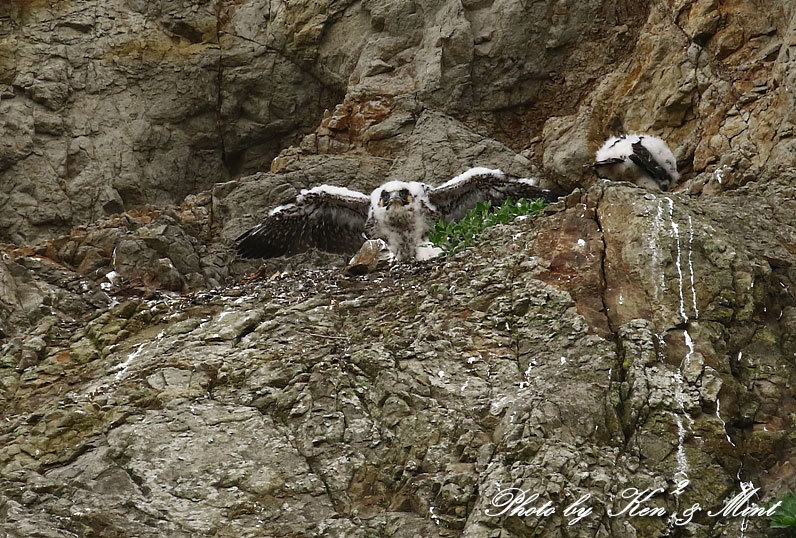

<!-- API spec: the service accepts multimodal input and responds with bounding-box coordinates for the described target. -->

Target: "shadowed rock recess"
[0,0,794,537]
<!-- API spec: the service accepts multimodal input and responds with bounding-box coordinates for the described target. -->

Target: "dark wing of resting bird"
[592,156,626,166]
[235,186,372,258]
[427,168,563,222]
[591,157,625,179]
[628,139,673,186]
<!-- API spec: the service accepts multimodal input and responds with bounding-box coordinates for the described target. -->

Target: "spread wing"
[235,186,371,258]
[629,140,673,185]
[428,168,562,221]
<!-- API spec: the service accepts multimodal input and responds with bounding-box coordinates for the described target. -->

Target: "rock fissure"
[215,1,228,176]
[592,187,617,340]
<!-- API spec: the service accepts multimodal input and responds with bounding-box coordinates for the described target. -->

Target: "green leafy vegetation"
[428,197,547,256]
[768,495,796,530]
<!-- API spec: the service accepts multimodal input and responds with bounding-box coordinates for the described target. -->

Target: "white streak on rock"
[667,198,688,322]
[687,216,699,318]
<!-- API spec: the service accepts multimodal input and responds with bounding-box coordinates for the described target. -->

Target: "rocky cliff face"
[1,1,795,537]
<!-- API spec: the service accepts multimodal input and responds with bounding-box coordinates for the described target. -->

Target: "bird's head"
[379,187,414,209]
[370,181,429,216]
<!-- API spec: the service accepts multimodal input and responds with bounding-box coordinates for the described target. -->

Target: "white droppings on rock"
[113,344,146,381]
[666,197,688,323]
[683,330,694,364]
[524,359,536,382]
[650,201,667,297]
[216,311,235,324]
[672,410,689,478]
[687,216,699,319]
[429,505,441,525]
[713,164,728,184]
[716,397,736,447]
[100,270,120,291]
[490,395,512,415]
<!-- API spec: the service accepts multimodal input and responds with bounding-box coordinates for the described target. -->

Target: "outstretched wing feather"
[429,170,562,222]
[235,189,370,258]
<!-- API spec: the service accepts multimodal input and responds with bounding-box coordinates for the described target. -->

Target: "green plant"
[428,197,547,256]
[768,495,796,530]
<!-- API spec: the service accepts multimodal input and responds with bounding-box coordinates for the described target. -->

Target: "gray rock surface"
[1,181,794,537]
[0,0,342,243]
[6,0,793,245]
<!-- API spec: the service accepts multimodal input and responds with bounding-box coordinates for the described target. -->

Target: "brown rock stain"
[272,96,397,167]
[107,33,218,63]
[1,0,69,18]
[216,0,247,27]
[534,202,612,337]
[320,97,394,139]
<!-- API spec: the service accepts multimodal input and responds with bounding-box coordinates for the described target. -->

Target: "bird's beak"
[388,193,403,207]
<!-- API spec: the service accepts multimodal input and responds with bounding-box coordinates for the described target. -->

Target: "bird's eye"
[400,189,410,198]
[380,191,390,200]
